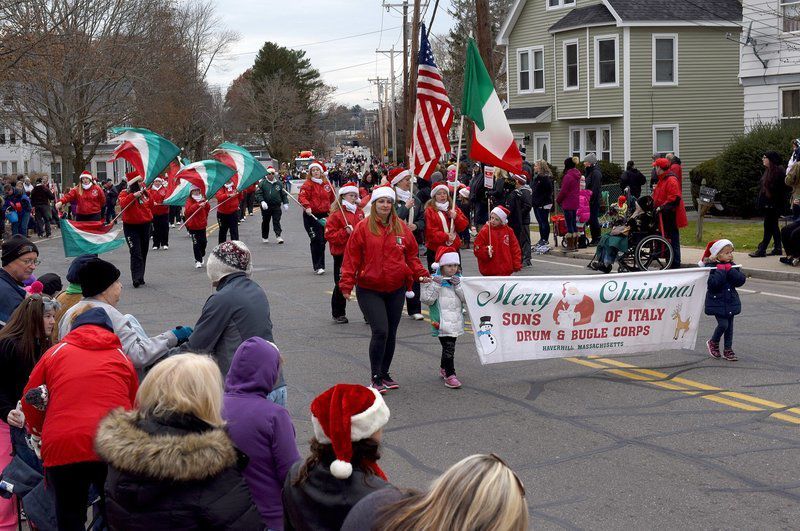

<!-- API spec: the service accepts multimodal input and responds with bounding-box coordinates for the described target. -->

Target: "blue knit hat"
[66,254,98,284]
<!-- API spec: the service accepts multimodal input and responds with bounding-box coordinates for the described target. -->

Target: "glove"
[450,275,461,286]
[318,218,326,227]
[261,201,268,210]
[716,262,732,271]
[432,275,443,285]
[282,203,289,211]
[171,326,193,344]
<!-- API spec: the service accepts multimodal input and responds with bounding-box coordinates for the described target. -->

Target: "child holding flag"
[184,185,211,268]
[473,206,522,276]
[324,182,364,324]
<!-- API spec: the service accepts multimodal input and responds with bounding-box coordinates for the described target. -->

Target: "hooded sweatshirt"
[223,338,301,530]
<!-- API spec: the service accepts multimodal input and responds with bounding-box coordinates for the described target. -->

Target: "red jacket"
[184,197,210,230]
[473,224,522,276]
[424,206,469,252]
[325,207,365,256]
[339,218,428,296]
[669,163,683,188]
[298,180,335,215]
[215,186,241,214]
[557,168,581,211]
[652,171,688,228]
[21,325,138,467]
[150,185,169,216]
[118,190,153,224]
[59,184,105,215]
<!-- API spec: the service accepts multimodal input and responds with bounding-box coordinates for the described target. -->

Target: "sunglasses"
[489,453,526,497]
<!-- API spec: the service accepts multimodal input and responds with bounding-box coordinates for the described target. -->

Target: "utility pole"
[406,0,422,163]
[368,77,389,161]
[475,0,494,80]
[376,47,402,164]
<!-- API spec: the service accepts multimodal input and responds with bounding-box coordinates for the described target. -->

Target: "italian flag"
[60,220,125,257]
[108,127,181,186]
[162,180,193,206]
[211,142,267,192]
[174,160,236,199]
[462,39,523,174]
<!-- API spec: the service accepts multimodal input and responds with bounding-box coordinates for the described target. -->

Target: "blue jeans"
[534,207,550,242]
[268,385,287,407]
[564,210,577,233]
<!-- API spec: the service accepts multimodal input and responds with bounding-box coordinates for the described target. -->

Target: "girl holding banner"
[423,182,469,271]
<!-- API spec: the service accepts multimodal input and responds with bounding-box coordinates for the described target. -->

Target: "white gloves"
[261,201,269,210]
[282,203,289,211]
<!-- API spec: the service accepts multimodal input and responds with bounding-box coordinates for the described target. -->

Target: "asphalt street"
[32,206,800,530]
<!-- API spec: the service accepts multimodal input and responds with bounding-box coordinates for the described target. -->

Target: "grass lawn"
[680,219,764,250]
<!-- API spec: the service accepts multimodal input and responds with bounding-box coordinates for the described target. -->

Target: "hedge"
[689,157,719,210]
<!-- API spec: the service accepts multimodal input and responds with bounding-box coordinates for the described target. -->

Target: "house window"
[51,162,62,185]
[21,129,27,144]
[653,125,679,157]
[782,1,800,32]
[595,36,618,87]
[547,0,575,10]
[564,40,579,90]
[9,131,15,145]
[0,131,5,145]
[518,50,530,92]
[11,161,18,174]
[653,34,678,86]
[570,126,611,161]
[518,48,544,93]
[96,161,107,181]
[24,161,28,174]
[1,162,7,175]
[781,88,800,119]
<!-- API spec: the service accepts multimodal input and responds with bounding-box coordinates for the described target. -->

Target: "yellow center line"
[206,223,219,235]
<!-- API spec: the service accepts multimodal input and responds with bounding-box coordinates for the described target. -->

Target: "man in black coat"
[583,153,603,245]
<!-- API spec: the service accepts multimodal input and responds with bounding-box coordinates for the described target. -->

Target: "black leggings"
[781,219,800,256]
[356,286,405,380]
[46,461,107,531]
[217,212,239,243]
[152,213,169,247]
[123,222,151,284]
[332,254,347,318]
[758,208,782,252]
[439,336,457,376]
[303,212,327,270]
[189,228,208,262]
[711,315,734,350]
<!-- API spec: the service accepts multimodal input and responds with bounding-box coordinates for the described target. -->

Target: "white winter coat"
[421,280,465,337]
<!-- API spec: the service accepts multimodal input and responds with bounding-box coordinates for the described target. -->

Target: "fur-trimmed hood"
[95,408,237,482]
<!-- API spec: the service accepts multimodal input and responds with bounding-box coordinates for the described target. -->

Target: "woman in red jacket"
[339,185,431,393]
[118,171,153,288]
[22,306,138,531]
[56,171,105,221]
[652,157,688,268]
[473,206,522,276]
[149,176,170,250]
[184,185,211,268]
[298,162,336,274]
[325,182,365,324]
[215,180,241,244]
[424,182,469,270]
[557,157,582,251]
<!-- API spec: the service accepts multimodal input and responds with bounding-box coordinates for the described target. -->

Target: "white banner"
[461,269,710,364]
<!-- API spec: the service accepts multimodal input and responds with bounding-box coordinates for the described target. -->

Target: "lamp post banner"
[460,269,710,364]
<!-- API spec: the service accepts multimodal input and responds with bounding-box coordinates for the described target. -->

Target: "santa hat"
[491,206,510,224]
[309,161,326,174]
[562,281,576,296]
[388,167,410,186]
[512,173,526,184]
[339,181,359,196]
[310,384,390,480]
[458,186,471,198]
[431,182,450,197]
[698,239,733,266]
[79,171,93,181]
[446,164,457,180]
[266,167,277,174]
[152,176,164,185]
[370,184,396,203]
[431,245,460,271]
[125,171,142,187]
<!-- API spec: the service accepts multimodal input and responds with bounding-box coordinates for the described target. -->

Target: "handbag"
[5,208,18,223]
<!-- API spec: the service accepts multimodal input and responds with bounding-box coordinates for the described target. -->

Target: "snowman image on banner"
[477,316,497,356]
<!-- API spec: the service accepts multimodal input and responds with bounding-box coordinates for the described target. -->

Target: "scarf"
[435,201,449,212]
[65,282,83,295]
[395,188,411,203]
[311,177,324,185]
[342,200,357,213]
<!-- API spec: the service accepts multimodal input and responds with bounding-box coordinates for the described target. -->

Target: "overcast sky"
[206,0,455,109]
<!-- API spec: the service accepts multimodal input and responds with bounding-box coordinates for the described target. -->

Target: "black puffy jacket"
[95,409,264,530]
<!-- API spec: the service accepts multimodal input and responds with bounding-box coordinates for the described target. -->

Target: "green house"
[498,0,744,194]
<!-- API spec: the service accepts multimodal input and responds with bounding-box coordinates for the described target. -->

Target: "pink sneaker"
[444,374,462,389]
[439,368,446,379]
[706,339,721,359]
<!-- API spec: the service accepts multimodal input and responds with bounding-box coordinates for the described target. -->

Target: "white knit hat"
[206,240,253,284]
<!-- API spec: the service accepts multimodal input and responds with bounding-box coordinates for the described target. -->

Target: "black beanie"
[1,235,38,267]
[66,254,98,284]
[78,258,121,298]
[37,273,63,297]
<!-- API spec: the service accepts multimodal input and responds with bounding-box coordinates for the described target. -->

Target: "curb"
[545,248,800,283]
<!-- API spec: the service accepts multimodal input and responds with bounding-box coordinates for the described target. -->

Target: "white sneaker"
[411,313,424,321]
[316,268,325,275]
[194,261,202,268]
[152,246,158,250]
[162,245,168,250]
[277,236,284,244]
[262,238,269,243]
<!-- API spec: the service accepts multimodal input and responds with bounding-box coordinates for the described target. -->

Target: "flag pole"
[408,105,419,222]
[286,192,324,225]
[449,115,465,234]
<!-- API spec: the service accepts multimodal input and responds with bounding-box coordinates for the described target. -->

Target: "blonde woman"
[95,353,264,530]
[342,453,529,531]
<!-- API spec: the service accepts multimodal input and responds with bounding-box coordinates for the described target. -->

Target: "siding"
[744,84,780,129]
[555,28,590,118]
[740,0,800,80]
[629,27,743,196]
[588,26,623,117]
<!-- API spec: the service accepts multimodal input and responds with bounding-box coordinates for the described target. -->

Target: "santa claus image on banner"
[552,282,595,327]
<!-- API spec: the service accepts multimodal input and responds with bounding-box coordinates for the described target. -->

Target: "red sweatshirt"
[184,197,210,230]
[298,179,335,215]
[118,190,153,224]
[339,219,428,297]
[325,207,365,256]
[652,171,688,228]
[59,184,105,215]
[424,206,469,252]
[21,324,138,467]
[215,186,241,214]
[150,185,169,216]
[473,224,522,276]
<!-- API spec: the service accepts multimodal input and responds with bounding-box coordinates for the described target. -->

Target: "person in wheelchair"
[590,196,657,273]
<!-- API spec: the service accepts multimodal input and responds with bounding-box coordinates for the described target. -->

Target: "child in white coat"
[421,246,465,389]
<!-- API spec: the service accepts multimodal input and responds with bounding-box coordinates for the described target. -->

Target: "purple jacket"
[223,338,301,530]
[557,168,581,211]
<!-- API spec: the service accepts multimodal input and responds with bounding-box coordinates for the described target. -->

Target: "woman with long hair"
[96,353,263,529]
[423,182,469,270]
[531,159,554,247]
[298,161,336,274]
[750,151,790,258]
[339,185,431,392]
[343,453,529,531]
[55,171,105,221]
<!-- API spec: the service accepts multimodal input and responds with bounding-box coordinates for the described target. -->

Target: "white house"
[741,0,800,129]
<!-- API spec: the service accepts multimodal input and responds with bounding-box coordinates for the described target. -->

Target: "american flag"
[412,24,453,180]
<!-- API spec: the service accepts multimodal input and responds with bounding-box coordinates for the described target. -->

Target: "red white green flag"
[108,127,181,186]
[211,142,267,192]
[174,160,236,200]
[60,220,125,257]
[462,39,523,174]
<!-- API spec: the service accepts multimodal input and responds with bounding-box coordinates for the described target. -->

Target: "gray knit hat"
[206,241,252,284]
[584,153,598,165]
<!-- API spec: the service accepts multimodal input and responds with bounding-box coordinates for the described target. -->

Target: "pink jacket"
[577,189,592,223]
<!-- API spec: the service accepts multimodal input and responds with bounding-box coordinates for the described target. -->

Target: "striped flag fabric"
[174,160,236,200]
[412,24,453,180]
[60,220,125,257]
[162,180,193,206]
[108,127,181,186]
[211,142,267,192]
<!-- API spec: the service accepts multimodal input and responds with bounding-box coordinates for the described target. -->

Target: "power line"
[321,58,389,75]
[223,26,402,57]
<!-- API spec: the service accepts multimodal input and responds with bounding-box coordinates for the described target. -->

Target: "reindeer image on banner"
[460,269,711,364]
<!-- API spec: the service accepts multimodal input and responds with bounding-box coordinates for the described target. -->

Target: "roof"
[505,106,551,123]
[605,0,742,22]
[549,4,616,33]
